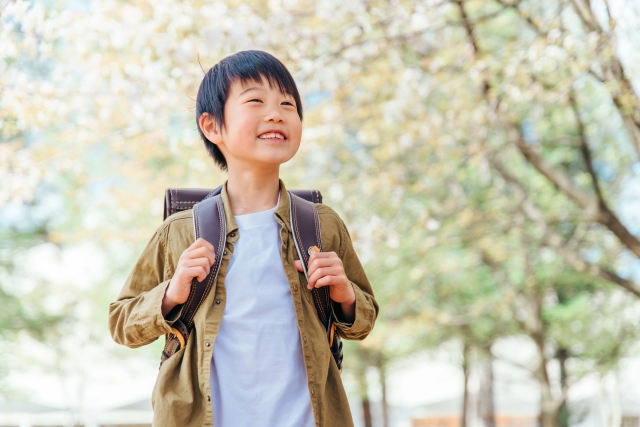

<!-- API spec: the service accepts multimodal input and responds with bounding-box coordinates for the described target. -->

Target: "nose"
[264,104,285,123]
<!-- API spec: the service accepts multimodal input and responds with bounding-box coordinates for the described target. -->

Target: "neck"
[225,166,281,216]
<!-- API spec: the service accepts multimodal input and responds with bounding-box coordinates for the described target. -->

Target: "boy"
[108,50,378,427]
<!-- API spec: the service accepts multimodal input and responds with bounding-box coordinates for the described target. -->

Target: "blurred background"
[2,0,640,426]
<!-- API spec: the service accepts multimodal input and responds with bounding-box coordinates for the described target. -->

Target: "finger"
[307,266,343,289]
[294,260,304,272]
[180,246,216,265]
[308,266,342,285]
[191,237,215,254]
[187,246,216,266]
[186,266,208,282]
[308,251,338,261]
[311,274,345,289]
[309,257,341,273]
[307,254,339,278]
[184,258,211,276]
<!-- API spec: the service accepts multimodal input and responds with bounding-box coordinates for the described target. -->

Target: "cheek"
[239,118,258,140]
[227,112,258,143]
[290,118,303,142]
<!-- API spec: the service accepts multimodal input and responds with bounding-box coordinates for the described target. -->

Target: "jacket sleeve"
[108,224,182,348]
[331,215,379,340]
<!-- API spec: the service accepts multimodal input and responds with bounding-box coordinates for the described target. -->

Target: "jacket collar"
[219,179,292,235]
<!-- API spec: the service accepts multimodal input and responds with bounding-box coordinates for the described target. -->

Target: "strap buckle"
[170,327,186,349]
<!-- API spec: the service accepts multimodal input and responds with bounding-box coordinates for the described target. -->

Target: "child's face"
[208,76,302,171]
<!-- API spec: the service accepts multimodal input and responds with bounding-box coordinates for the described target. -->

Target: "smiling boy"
[109,50,378,427]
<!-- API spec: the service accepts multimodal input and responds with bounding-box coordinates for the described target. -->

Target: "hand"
[162,238,215,317]
[294,252,356,321]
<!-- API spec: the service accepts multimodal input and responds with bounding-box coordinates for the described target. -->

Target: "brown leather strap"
[288,191,343,371]
[164,187,321,220]
[164,187,222,220]
[161,194,226,365]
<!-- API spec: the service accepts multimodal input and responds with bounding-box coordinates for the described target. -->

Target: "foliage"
[2,0,640,425]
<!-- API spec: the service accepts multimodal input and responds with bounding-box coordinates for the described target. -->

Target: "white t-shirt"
[209,201,314,427]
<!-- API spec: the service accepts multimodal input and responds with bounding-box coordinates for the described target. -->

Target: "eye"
[248,98,262,103]
[282,101,295,106]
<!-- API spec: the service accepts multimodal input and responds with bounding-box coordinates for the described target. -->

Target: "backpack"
[160,186,344,371]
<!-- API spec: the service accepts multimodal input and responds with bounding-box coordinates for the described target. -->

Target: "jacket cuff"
[164,302,184,326]
[331,281,376,339]
[144,279,183,337]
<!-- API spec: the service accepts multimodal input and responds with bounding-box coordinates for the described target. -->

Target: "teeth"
[259,132,284,139]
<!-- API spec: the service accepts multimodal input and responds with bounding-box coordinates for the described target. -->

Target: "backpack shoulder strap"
[164,187,322,220]
[287,191,343,371]
[160,188,342,369]
[164,186,222,220]
[161,194,226,365]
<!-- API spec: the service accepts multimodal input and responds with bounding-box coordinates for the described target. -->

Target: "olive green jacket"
[108,180,379,427]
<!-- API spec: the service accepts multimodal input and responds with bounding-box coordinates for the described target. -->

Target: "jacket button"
[293,285,298,292]
[205,342,211,348]
[224,250,228,256]
[215,300,221,305]
[230,232,236,238]
[303,336,307,343]
[311,388,315,396]
[207,395,211,402]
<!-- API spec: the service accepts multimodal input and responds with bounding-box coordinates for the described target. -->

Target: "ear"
[199,113,223,145]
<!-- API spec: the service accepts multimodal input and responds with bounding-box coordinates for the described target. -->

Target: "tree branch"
[453,0,496,95]
[496,0,640,157]
[554,332,627,412]
[553,369,591,412]
[567,0,598,32]
[512,129,594,209]
[569,91,605,204]
[489,157,640,297]
[511,127,640,258]
[455,0,640,260]
[601,0,615,35]
[493,0,550,39]
[325,1,518,61]
[491,352,537,375]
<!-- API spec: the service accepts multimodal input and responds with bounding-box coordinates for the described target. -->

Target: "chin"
[268,157,295,166]
[258,154,296,166]
[258,149,298,163]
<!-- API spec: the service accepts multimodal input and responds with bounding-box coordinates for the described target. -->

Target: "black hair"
[195,50,304,171]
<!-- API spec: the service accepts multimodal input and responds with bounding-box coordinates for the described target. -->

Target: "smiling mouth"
[258,132,286,140]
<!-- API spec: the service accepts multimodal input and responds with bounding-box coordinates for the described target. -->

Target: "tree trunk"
[461,343,470,427]
[379,361,389,427]
[357,368,372,427]
[557,348,569,427]
[533,331,560,427]
[479,358,496,427]
[607,372,622,427]
[362,396,372,427]
[539,373,560,427]
[526,292,561,427]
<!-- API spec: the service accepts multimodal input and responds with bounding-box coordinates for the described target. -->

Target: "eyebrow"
[237,86,294,101]
[238,86,263,97]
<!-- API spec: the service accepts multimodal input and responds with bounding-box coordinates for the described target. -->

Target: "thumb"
[294,260,304,273]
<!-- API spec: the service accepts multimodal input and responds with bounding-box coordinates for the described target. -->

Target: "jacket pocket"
[152,345,187,409]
